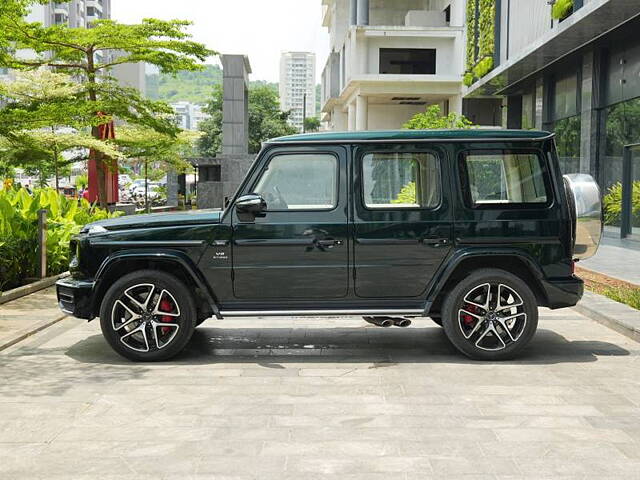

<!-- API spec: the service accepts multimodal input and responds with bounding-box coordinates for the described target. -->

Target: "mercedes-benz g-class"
[57,130,602,361]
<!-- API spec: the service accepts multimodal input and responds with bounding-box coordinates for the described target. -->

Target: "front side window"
[362,152,441,209]
[254,153,338,210]
[463,151,549,206]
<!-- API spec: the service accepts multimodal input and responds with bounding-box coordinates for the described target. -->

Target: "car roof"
[267,129,553,144]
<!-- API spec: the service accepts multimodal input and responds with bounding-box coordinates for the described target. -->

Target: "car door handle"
[421,238,450,247]
[317,239,343,247]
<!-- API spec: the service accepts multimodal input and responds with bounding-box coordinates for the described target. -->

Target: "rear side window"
[462,151,549,207]
[362,152,441,209]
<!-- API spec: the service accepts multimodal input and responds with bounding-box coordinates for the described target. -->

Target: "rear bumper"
[542,276,584,309]
[56,277,96,320]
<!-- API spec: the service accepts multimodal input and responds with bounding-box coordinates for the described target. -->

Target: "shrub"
[602,181,640,227]
[403,105,473,130]
[552,0,574,20]
[0,187,120,291]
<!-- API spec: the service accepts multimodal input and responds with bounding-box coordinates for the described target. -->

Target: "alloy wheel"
[111,283,181,353]
[458,283,527,352]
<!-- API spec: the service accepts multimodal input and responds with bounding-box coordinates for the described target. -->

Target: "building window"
[379,49,436,75]
[54,13,68,24]
[200,165,221,182]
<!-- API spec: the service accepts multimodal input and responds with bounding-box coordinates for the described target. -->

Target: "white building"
[320,0,465,131]
[279,52,317,131]
[25,0,111,28]
[171,102,210,131]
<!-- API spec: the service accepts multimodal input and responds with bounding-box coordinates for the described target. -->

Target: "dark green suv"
[56,129,602,361]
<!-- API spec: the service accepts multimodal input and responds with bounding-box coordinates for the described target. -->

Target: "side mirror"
[236,194,267,219]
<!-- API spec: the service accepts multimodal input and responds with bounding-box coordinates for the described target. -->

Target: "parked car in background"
[118,174,132,187]
[57,129,602,362]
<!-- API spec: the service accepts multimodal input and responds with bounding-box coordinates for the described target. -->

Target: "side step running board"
[219,309,424,317]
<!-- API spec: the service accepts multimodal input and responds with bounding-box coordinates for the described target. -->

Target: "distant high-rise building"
[279,52,316,131]
[171,102,210,131]
[25,0,111,28]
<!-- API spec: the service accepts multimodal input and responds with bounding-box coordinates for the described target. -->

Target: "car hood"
[84,209,224,232]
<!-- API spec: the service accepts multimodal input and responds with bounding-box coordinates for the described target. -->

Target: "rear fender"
[424,248,547,315]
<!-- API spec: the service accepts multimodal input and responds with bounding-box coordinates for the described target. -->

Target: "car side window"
[463,151,549,206]
[362,152,441,209]
[253,153,338,211]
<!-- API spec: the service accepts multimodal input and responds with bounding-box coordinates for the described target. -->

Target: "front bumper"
[542,276,584,309]
[56,277,96,320]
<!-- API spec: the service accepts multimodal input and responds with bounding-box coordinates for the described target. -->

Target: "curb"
[0,272,70,305]
[573,291,640,343]
[0,314,68,352]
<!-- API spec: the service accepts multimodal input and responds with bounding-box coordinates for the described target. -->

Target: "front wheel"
[441,269,538,361]
[99,270,197,362]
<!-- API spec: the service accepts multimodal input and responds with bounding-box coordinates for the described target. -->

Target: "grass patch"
[577,266,640,311]
[593,286,640,310]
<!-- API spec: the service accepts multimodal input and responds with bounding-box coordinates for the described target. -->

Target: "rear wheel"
[442,269,538,360]
[99,270,197,362]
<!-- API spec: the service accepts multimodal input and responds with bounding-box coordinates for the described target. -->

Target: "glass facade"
[546,72,581,174]
[601,42,640,235]
[553,116,581,175]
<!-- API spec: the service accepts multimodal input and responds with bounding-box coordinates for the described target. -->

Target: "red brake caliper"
[159,298,174,335]
[462,304,477,326]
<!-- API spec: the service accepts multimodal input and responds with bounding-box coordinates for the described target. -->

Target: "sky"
[111,0,330,83]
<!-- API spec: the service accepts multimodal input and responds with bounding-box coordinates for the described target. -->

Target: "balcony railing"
[369,8,449,28]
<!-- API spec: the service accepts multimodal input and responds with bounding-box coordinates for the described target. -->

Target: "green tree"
[0,3,214,205]
[304,117,321,133]
[0,70,121,188]
[198,84,297,156]
[403,104,473,130]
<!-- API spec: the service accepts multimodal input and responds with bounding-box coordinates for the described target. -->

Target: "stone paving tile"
[0,310,639,479]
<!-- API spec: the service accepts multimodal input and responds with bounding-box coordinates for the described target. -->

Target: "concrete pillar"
[506,95,523,129]
[356,0,369,25]
[222,55,252,155]
[580,49,599,175]
[448,95,463,115]
[350,0,357,25]
[166,171,179,207]
[356,95,368,131]
[534,77,544,130]
[348,103,356,131]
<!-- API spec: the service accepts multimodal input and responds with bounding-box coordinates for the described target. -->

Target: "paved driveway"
[1,308,639,479]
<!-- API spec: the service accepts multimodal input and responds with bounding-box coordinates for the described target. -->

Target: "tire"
[99,270,197,362]
[441,269,538,361]
[196,318,207,327]
[431,317,443,327]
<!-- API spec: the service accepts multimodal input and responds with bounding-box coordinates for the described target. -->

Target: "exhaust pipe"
[363,316,394,328]
[391,317,412,328]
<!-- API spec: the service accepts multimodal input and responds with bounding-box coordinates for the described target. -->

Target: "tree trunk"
[87,49,108,208]
[52,128,59,192]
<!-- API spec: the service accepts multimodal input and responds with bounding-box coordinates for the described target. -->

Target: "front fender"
[93,249,221,319]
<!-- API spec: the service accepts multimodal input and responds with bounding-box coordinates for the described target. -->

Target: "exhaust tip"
[363,316,394,328]
[393,318,412,328]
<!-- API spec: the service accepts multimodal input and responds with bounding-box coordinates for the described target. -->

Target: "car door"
[353,143,453,298]
[231,145,349,300]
